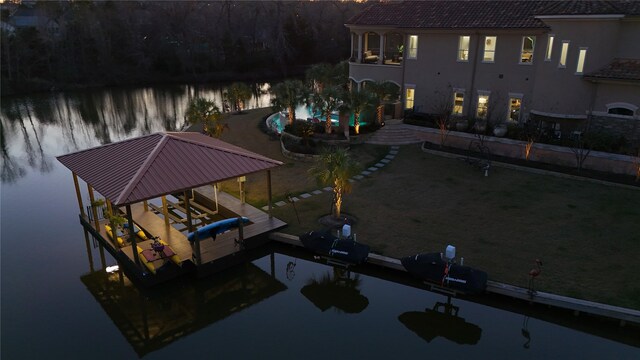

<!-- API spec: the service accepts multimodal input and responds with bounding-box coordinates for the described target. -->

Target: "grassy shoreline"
[213,108,640,310]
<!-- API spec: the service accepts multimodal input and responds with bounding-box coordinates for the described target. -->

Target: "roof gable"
[57,132,282,205]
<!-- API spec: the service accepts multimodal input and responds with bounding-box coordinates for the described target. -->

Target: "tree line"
[1,1,364,95]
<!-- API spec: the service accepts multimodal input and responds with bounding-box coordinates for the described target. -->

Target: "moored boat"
[401,252,488,294]
[299,230,370,265]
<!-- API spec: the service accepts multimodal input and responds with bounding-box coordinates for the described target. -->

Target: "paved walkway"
[263,145,401,211]
[261,119,434,211]
[365,119,423,145]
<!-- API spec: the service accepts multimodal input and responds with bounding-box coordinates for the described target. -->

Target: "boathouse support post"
[87,185,100,230]
[143,200,148,212]
[161,196,170,227]
[267,170,273,218]
[83,229,94,273]
[73,173,85,218]
[270,252,275,277]
[99,243,106,270]
[185,191,201,266]
[238,217,244,249]
[126,205,140,266]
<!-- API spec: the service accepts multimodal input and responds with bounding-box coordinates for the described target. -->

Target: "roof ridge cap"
[167,132,283,165]
[115,132,169,205]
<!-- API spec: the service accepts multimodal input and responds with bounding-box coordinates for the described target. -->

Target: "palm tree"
[311,86,342,134]
[367,81,400,125]
[225,82,253,113]
[270,80,307,126]
[308,148,361,218]
[340,88,375,135]
[306,61,349,94]
[305,63,334,94]
[185,97,227,138]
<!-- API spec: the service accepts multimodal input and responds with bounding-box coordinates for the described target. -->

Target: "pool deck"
[269,232,640,326]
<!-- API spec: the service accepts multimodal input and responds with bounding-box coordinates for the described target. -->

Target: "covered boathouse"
[57,131,286,286]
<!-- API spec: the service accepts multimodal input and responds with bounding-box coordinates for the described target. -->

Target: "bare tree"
[431,87,454,147]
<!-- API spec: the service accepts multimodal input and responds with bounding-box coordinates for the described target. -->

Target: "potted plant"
[493,122,508,137]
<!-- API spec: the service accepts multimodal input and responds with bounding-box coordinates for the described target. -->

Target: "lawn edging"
[269,232,640,326]
[407,125,639,176]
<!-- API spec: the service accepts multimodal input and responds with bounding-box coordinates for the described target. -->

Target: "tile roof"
[346,1,638,29]
[584,58,640,81]
[57,132,282,206]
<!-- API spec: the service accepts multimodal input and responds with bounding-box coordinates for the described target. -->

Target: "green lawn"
[215,109,640,310]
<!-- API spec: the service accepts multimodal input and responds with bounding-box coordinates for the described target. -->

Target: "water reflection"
[0,83,273,184]
[398,296,482,345]
[301,267,369,314]
[80,259,286,358]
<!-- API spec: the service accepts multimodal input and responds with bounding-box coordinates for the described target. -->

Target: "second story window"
[408,35,418,59]
[458,36,470,61]
[559,41,569,68]
[483,36,497,62]
[520,36,535,63]
[576,48,588,74]
[545,34,554,61]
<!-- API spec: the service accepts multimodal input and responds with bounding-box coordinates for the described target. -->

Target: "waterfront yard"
[216,109,640,310]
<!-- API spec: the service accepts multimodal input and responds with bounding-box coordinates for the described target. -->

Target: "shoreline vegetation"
[1,1,364,96]
[212,108,640,311]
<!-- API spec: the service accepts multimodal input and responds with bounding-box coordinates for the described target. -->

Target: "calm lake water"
[1,85,639,359]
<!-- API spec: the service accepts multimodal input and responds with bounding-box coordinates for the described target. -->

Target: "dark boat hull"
[299,230,370,265]
[401,253,488,294]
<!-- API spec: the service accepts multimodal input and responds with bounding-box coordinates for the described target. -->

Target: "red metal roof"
[57,132,283,206]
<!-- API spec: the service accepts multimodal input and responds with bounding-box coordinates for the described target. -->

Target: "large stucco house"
[345,0,640,145]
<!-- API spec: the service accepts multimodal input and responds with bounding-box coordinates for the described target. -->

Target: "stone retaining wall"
[279,131,353,162]
[589,115,640,147]
[414,128,639,176]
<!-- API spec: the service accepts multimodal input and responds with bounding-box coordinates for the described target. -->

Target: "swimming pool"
[267,104,369,135]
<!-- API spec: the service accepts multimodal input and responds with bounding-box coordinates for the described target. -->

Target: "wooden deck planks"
[86,190,286,280]
[130,203,193,265]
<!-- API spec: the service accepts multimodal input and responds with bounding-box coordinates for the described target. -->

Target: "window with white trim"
[545,34,554,61]
[408,35,418,59]
[476,91,490,119]
[405,87,415,110]
[458,36,470,61]
[576,47,587,74]
[559,41,569,68]
[483,36,497,62]
[509,97,522,122]
[520,36,535,63]
[606,103,637,117]
[453,91,465,115]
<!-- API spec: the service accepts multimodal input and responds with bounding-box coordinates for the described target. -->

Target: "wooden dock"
[269,232,640,326]
[81,190,286,285]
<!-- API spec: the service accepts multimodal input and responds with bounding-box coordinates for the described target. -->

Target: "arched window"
[606,103,637,117]
[608,107,634,116]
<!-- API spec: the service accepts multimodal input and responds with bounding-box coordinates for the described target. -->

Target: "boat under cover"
[401,253,488,294]
[299,230,370,265]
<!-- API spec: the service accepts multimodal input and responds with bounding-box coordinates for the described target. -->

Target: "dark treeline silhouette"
[1,1,364,95]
